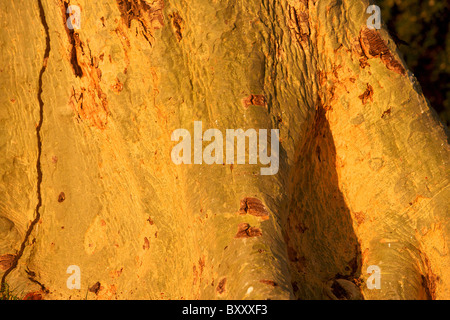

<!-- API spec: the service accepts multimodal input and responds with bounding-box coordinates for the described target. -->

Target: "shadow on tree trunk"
[285,103,363,300]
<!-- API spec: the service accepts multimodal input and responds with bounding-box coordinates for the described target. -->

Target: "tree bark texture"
[0,0,449,299]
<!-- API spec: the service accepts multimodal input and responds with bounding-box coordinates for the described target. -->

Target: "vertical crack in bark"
[61,1,83,77]
[0,0,50,292]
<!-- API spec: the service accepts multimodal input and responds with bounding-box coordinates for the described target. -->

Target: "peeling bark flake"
[234,223,263,238]
[359,28,405,75]
[358,84,374,105]
[242,95,267,109]
[238,197,269,220]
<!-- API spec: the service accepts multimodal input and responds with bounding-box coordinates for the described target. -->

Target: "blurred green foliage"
[377,0,449,127]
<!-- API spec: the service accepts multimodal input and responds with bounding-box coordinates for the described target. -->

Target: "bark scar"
[359,28,405,75]
[358,83,374,105]
[238,197,269,220]
[116,0,165,46]
[234,223,263,238]
[169,11,184,42]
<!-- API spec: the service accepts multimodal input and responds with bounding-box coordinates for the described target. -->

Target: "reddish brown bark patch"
[169,11,184,42]
[359,57,370,69]
[359,28,405,75]
[58,192,66,203]
[111,78,123,93]
[216,278,227,295]
[242,95,267,109]
[89,281,101,295]
[238,197,269,221]
[234,223,262,238]
[69,84,109,130]
[143,237,150,250]
[0,254,15,271]
[354,211,365,225]
[117,0,165,31]
[358,84,374,105]
[60,1,110,130]
[198,256,205,274]
[381,107,392,119]
[260,279,278,287]
[23,291,43,300]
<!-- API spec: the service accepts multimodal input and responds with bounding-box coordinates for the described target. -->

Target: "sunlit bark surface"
[0,0,448,299]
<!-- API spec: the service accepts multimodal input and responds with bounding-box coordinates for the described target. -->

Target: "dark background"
[378,0,449,128]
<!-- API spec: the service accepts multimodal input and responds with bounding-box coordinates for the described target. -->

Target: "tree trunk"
[0,0,448,300]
